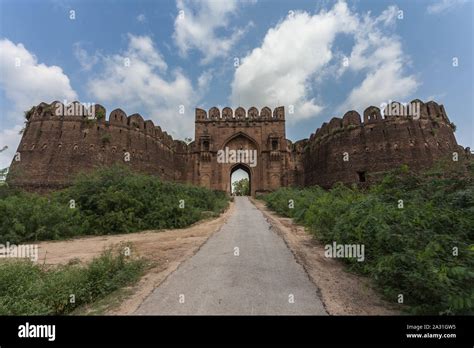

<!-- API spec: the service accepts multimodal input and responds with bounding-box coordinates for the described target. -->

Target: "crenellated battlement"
[195,106,285,121]
[303,99,460,188]
[26,101,181,148]
[8,101,193,190]
[309,100,453,143]
[8,98,463,192]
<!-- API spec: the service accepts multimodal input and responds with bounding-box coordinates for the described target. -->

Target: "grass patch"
[0,244,146,315]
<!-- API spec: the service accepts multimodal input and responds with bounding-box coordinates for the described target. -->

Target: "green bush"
[0,165,229,243]
[261,161,474,314]
[0,246,146,315]
[0,192,84,243]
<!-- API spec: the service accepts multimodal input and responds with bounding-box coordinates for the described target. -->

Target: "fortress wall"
[302,100,459,188]
[7,100,463,192]
[8,101,189,190]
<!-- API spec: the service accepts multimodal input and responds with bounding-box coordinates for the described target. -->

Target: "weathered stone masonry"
[7,99,466,194]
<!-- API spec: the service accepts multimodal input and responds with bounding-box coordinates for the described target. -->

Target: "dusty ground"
[251,198,399,315]
[35,201,235,315]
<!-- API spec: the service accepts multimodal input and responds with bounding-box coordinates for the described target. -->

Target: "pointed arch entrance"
[221,132,259,196]
[193,106,289,195]
[230,163,251,196]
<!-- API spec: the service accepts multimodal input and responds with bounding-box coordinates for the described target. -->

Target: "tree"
[232,178,250,196]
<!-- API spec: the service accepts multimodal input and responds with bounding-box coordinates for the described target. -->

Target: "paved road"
[135,197,327,315]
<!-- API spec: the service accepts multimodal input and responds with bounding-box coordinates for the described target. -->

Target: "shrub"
[260,161,474,314]
[101,134,111,144]
[95,108,105,120]
[0,246,146,315]
[0,192,84,243]
[0,165,229,243]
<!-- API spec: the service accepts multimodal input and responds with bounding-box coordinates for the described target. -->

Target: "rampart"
[6,99,465,192]
[303,100,460,187]
[7,101,188,190]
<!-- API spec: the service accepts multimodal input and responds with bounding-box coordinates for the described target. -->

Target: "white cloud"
[299,99,324,117]
[374,5,399,27]
[198,69,213,91]
[173,0,254,64]
[127,34,167,71]
[340,62,419,113]
[230,1,357,121]
[88,34,200,137]
[427,0,468,14]
[0,125,23,169]
[0,39,78,118]
[230,1,418,121]
[73,42,99,71]
[0,38,77,167]
[136,13,146,22]
[338,6,419,112]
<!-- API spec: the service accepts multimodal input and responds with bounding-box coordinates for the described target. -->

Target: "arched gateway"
[190,106,299,196]
[230,163,251,196]
[8,100,459,192]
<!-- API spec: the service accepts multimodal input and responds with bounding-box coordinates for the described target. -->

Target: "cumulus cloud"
[88,34,200,137]
[0,39,78,118]
[0,125,23,169]
[198,69,213,92]
[173,0,254,64]
[338,6,419,112]
[231,2,357,121]
[0,38,77,167]
[136,13,146,22]
[73,42,99,71]
[427,0,468,14]
[230,1,418,122]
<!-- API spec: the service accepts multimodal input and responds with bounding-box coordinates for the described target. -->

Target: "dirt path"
[34,195,398,315]
[135,196,326,315]
[35,202,235,314]
[251,197,399,315]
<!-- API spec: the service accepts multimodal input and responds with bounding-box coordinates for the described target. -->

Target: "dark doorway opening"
[357,171,366,183]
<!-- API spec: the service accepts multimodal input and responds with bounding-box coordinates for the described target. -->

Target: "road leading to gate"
[135,196,327,315]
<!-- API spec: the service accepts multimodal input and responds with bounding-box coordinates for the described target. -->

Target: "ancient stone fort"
[7,99,466,195]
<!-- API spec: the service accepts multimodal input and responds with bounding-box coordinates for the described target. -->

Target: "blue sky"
[0,0,472,168]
